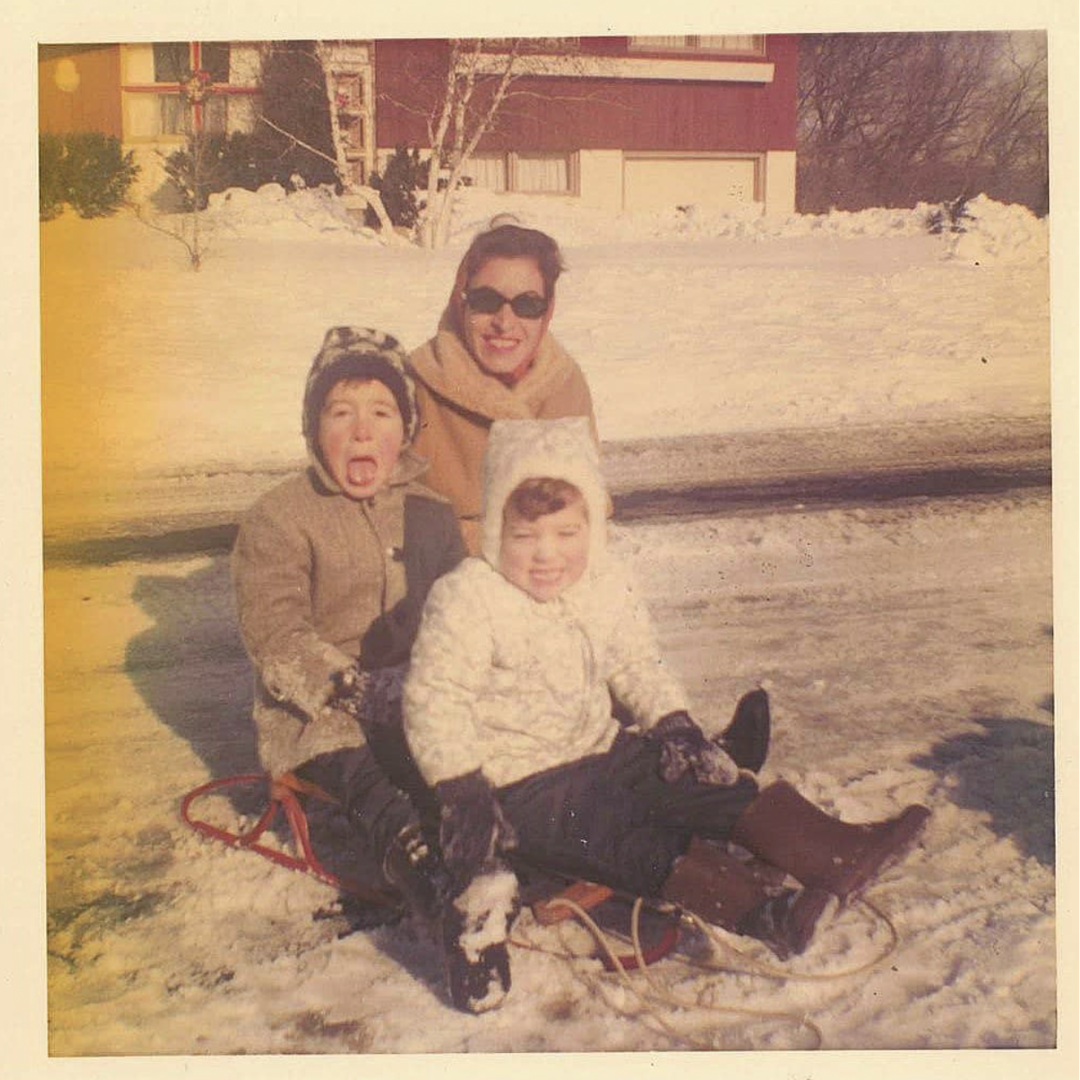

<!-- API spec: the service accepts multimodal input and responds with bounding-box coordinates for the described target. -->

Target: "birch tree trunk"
[418,40,521,249]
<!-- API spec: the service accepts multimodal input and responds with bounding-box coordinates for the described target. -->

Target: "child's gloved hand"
[328,664,370,719]
[649,711,741,787]
[435,770,517,892]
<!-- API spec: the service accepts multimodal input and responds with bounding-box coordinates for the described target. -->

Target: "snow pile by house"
[194,180,1048,264]
[204,182,381,241]
[938,193,1049,266]
[443,186,1048,261]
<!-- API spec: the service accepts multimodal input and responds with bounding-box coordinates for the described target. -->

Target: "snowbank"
[196,181,1048,263]
[204,182,383,242]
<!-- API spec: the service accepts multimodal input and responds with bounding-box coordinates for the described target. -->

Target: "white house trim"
[468,54,774,84]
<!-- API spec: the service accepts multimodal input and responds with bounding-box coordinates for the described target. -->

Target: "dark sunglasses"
[463,286,550,320]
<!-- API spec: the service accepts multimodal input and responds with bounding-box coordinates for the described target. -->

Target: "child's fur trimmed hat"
[302,326,419,446]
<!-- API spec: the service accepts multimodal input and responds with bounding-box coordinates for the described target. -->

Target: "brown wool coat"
[232,450,464,778]
[408,321,598,554]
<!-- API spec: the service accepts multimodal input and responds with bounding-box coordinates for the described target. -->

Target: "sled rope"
[537,895,823,1051]
[516,894,900,1049]
[680,895,899,982]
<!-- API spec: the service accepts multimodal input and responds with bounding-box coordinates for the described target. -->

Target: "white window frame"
[628,35,766,57]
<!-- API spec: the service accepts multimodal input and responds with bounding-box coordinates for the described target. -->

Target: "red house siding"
[38,45,123,138]
[374,36,797,153]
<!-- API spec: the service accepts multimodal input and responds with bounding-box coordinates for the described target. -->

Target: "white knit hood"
[479,417,608,573]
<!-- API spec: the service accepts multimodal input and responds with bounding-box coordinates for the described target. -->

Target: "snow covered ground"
[29,186,1068,1066]
[41,188,1050,537]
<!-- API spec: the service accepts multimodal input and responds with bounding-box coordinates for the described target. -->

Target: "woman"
[408,221,598,553]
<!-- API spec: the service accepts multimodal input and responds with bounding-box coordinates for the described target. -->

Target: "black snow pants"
[497,730,760,898]
[293,745,417,867]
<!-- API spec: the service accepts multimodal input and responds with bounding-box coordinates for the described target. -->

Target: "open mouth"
[345,455,379,487]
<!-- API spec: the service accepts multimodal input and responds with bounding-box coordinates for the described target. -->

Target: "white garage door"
[623,156,758,213]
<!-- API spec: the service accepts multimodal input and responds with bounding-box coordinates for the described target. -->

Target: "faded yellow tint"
[40,219,160,808]
[40,219,164,539]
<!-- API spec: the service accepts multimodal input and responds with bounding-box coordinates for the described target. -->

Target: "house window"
[150,42,231,135]
[152,43,189,83]
[513,154,571,194]
[464,152,576,195]
[152,42,230,83]
[629,35,765,56]
[463,155,507,192]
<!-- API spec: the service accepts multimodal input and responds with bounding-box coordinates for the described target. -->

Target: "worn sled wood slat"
[533,880,615,925]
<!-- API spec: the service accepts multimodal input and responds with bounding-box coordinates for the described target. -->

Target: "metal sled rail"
[179,772,400,909]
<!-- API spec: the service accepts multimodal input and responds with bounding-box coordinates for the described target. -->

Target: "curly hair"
[461,224,566,297]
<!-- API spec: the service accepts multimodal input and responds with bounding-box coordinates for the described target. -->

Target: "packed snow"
[34,183,1063,1065]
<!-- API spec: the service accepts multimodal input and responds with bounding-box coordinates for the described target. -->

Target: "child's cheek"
[378,429,404,463]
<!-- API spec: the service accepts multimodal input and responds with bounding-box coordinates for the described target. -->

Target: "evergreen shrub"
[367,146,426,231]
[38,132,140,219]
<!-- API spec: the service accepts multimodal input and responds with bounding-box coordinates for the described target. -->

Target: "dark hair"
[504,478,585,523]
[462,225,566,297]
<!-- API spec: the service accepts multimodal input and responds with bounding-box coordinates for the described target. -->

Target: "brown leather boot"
[661,837,830,960]
[731,780,930,901]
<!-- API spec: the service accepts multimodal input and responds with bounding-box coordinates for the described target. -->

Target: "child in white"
[404,417,928,1013]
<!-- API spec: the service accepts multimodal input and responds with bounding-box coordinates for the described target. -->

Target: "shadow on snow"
[126,555,260,779]
[124,555,404,941]
[912,711,1055,868]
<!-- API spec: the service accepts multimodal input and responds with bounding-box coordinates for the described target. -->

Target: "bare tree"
[133,84,217,270]
[382,38,603,248]
[416,39,524,248]
[797,31,1048,214]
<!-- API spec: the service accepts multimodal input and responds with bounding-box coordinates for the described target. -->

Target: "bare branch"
[258,114,339,169]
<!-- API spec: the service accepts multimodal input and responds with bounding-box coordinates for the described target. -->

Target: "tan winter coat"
[233,450,463,778]
[409,317,597,555]
[403,418,688,789]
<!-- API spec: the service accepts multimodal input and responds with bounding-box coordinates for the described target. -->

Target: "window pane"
[630,35,764,54]
[515,154,569,193]
[125,93,160,137]
[698,35,763,53]
[160,94,187,135]
[203,95,228,134]
[630,36,688,49]
[200,42,230,83]
[463,155,506,192]
[153,42,189,83]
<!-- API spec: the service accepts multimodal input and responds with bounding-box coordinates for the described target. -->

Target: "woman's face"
[463,256,553,382]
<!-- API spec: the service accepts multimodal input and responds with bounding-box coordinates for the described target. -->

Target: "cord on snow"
[510,894,901,1051]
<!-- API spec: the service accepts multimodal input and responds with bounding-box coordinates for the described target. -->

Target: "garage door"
[623,156,758,213]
